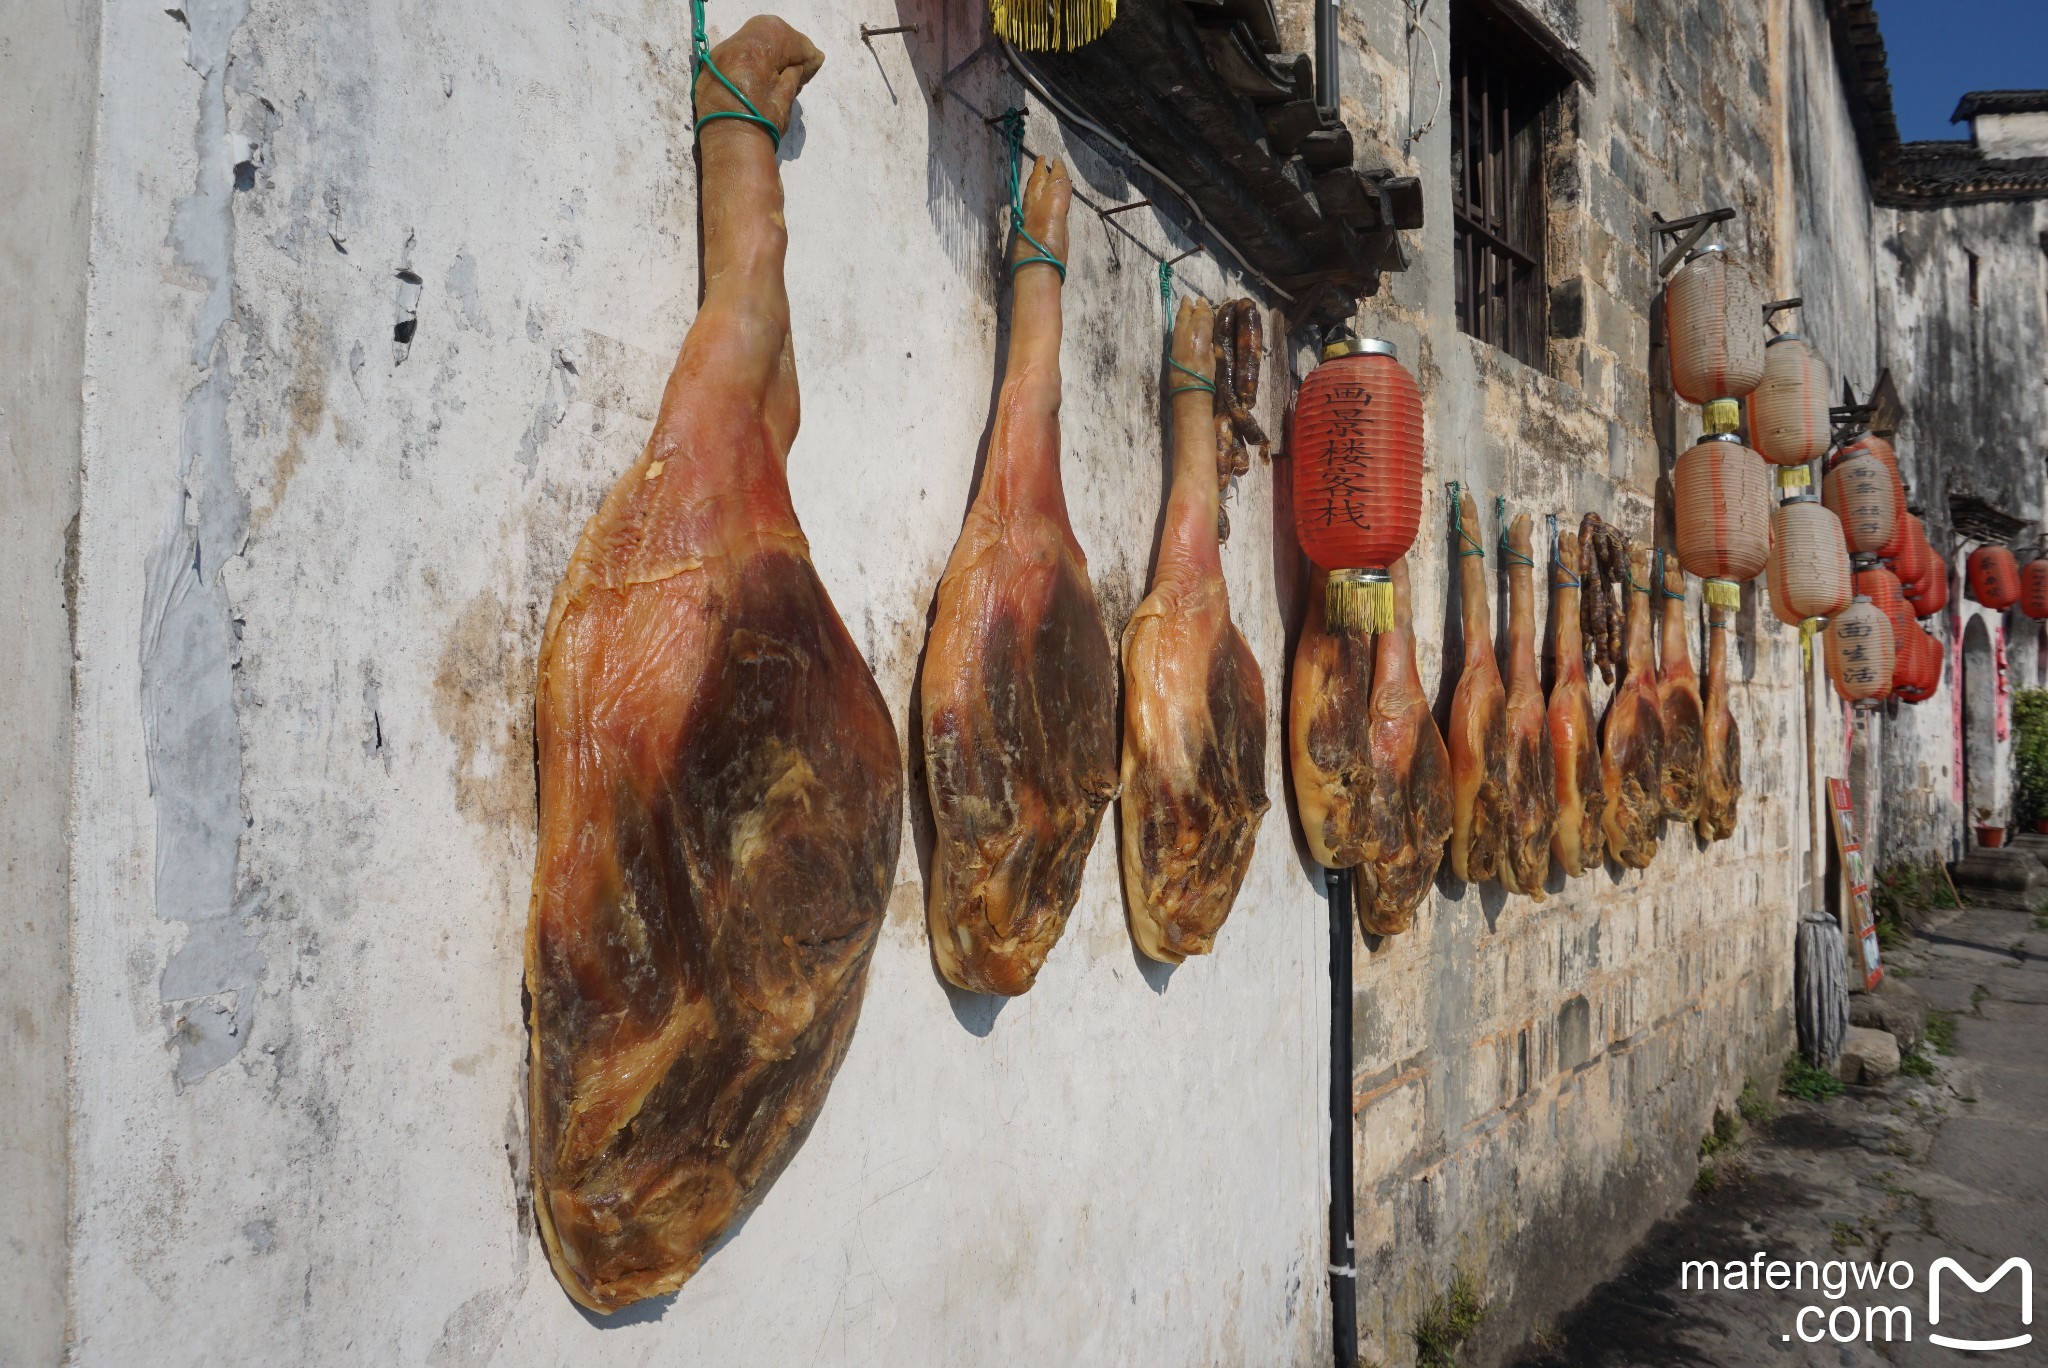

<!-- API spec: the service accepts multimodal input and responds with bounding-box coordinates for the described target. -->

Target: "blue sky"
[1873,0,2048,141]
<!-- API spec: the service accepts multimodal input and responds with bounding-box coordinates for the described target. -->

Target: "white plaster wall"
[0,1,100,1362]
[67,1,1326,1364]
[1974,112,2048,161]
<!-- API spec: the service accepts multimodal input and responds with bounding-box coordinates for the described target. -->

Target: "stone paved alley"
[1510,898,2048,1367]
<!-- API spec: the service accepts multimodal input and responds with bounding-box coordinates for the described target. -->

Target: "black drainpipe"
[1327,866,1357,1367]
[1314,0,1340,117]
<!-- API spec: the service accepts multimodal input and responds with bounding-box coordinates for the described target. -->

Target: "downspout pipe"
[1327,867,1357,1367]
[1315,0,1340,116]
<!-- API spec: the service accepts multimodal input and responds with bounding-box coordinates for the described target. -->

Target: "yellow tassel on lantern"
[1800,617,1817,668]
[1704,577,1743,610]
[1326,569,1396,634]
[990,0,1117,50]
[1776,464,1812,489]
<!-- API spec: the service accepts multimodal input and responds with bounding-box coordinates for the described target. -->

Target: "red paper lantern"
[1967,544,2020,609]
[1893,513,1932,599]
[1893,627,1939,702]
[1750,334,1832,469]
[1291,337,1425,632]
[1665,246,1766,404]
[1827,595,1894,703]
[1766,496,1851,626]
[1674,414,1771,608]
[1906,548,1950,619]
[2021,557,2048,620]
[1855,562,1915,652]
[1838,433,1909,562]
[1822,451,1896,556]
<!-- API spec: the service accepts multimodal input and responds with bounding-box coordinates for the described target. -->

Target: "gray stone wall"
[1306,0,1873,1360]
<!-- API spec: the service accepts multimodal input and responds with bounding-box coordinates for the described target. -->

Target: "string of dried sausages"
[1209,299,1267,541]
[1578,512,1629,684]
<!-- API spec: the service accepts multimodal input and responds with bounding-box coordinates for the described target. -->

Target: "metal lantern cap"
[1683,244,1730,265]
[1323,336,1398,360]
[1765,332,1805,345]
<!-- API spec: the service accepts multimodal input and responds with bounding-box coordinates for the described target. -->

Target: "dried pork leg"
[1354,558,1454,934]
[1548,531,1607,878]
[1119,298,1269,961]
[1695,610,1742,842]
[1288,566,1377,869]
[1655,557,1705,824]
[526,20,903,1314]
[920,154,1118,996]
[1447,490,1509,885]
[1498,515,1558,898]
[1601,545,1666,868]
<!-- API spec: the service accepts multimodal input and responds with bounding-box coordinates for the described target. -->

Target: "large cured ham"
[1447,490,1509,885]
[1696,610,1742,841]
[1354,558,1454,934]
[1498,515,1558,898]
[1601,545,1666,868]
[1119,299,1269,961]
[1288,566,1376,869]
[1655,557,1705,825]
[921,153,1119,996]
[526,21,903,1314]
[1548,530,1607,878]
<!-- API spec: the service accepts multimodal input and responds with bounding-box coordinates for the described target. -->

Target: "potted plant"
[2013,689,2048,835]
[1976,809,2005,848]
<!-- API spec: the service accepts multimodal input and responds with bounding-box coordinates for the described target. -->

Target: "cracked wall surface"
[64,0,1323,1363]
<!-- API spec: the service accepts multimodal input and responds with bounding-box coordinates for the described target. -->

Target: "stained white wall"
[1,1,100,1363]
[65,0,1327,1364]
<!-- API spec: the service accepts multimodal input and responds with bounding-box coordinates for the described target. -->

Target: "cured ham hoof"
[1289,569,1378,870]
[526,16,902,1314]
[1601,546,1666,869]
[1121,298,1269,963]
[1447,490,1510,886]
[1353,558,1453,935]
[921,146,1117,997]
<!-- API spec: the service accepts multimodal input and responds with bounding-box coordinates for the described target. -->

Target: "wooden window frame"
[1450,2,1572,370]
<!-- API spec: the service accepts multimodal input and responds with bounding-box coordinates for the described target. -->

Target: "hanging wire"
[1160,261,1215,395]
[688,0,781,148]
[1497,495,1534,567]
[1449,482,1484,557]
[1402,0,1445,155]
[1549,513,1581,587]
[993,109,1066,279]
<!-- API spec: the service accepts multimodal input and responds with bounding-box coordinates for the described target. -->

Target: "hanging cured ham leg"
[1355,558,1454,934]
[1288,566,1376,869]
[1447,490,1509,885]
[1655,557,1705,825]
[921,153,1119,996]
[1695,608,1742,841]
[1602,546,1666,868]
[526,21,903,1314]
[1498,515,1558,898]
[1118,298,1269,962]
[1547,530,1607,878]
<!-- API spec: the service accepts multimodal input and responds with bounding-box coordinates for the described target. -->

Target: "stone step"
[1950,848,2042,894]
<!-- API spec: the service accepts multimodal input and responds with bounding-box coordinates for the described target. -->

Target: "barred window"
[1450,2,1570,369]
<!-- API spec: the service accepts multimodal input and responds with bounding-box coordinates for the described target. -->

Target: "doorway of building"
[1962,615,1998,837]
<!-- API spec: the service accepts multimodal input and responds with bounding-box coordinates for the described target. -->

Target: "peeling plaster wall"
[0,1,99,1363]
[66,1,1325,1364]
